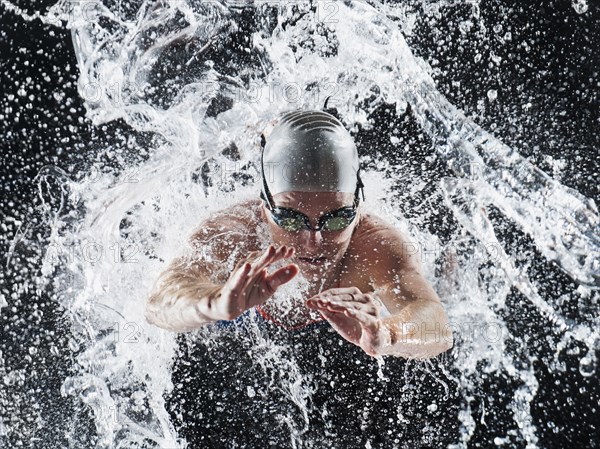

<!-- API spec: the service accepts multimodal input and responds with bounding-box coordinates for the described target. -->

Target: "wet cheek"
[327,228,353,244]
[323,232,351,254]
[269,225,300,245]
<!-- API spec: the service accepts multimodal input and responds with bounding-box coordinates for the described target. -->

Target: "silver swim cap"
[260,110,364,206]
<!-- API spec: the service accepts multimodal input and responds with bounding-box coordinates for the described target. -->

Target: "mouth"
[297,256,327,266]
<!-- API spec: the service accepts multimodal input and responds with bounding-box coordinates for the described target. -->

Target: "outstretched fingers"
[263,264,299,294]
[245,268,269,307]
[246,245,292,279]
[246,246,275,275]
[309,296,378,316]
[225,245,296,304]
[310,298,347,313]
[313,287,365,301]
[345,308,380,332]
[229,246,274,294]
[226,261,252,297]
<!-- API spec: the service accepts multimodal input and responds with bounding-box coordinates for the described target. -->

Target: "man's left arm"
[373,265,454,359]
[306,228,453,359]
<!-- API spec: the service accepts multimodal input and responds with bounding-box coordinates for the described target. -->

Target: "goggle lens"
[277,217,306,232]
[322,215,352,232]
[270,207,356,232]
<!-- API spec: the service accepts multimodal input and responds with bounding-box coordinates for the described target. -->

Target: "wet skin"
[147,191,453,358]
[188,191,452,357]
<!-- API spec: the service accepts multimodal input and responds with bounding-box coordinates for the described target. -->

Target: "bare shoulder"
[189,199,263,260]
[348,211,420,273]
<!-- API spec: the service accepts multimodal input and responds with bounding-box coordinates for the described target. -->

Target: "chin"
[296,255,338,272]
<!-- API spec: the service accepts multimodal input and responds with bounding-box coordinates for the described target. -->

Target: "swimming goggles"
[262,202,358,232]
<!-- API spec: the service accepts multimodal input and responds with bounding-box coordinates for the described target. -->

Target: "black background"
[1,0,598,447]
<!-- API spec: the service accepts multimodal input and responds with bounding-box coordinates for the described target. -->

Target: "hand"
[209,245,299,321]
[306,287,390,357]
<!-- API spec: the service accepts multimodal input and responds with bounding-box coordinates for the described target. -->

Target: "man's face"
[262,191,359,276]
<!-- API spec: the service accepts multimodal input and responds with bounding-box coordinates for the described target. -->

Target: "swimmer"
[145,110,453,358]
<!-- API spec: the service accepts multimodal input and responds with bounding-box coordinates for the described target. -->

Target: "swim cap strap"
[260,139,276,209]
[355,168,365,206]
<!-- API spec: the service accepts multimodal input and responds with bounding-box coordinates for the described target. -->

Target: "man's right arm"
[144,256,226,332]
[145,207,256,332]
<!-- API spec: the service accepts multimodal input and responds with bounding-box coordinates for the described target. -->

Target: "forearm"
[377,300,453,359]
[145,269,223,332]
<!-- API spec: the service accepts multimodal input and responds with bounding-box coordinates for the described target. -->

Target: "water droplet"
[572,0,588,14]
[68,338,80,352]
[487,90,498,102]
[579,356,595,377]
[494,436,509,445]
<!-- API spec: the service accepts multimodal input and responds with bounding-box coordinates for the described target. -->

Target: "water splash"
[572,0,589,15]
[2,0,598,447]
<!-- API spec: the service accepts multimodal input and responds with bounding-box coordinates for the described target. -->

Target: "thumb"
[264,264,299,294]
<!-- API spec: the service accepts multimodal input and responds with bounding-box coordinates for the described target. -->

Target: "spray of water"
[2,0,598,447]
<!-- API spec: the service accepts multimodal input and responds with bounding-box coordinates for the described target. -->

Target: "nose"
[302,229,323,249]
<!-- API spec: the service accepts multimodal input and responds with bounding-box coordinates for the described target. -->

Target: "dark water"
[170,315,460,448]
[1,1,598,448]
